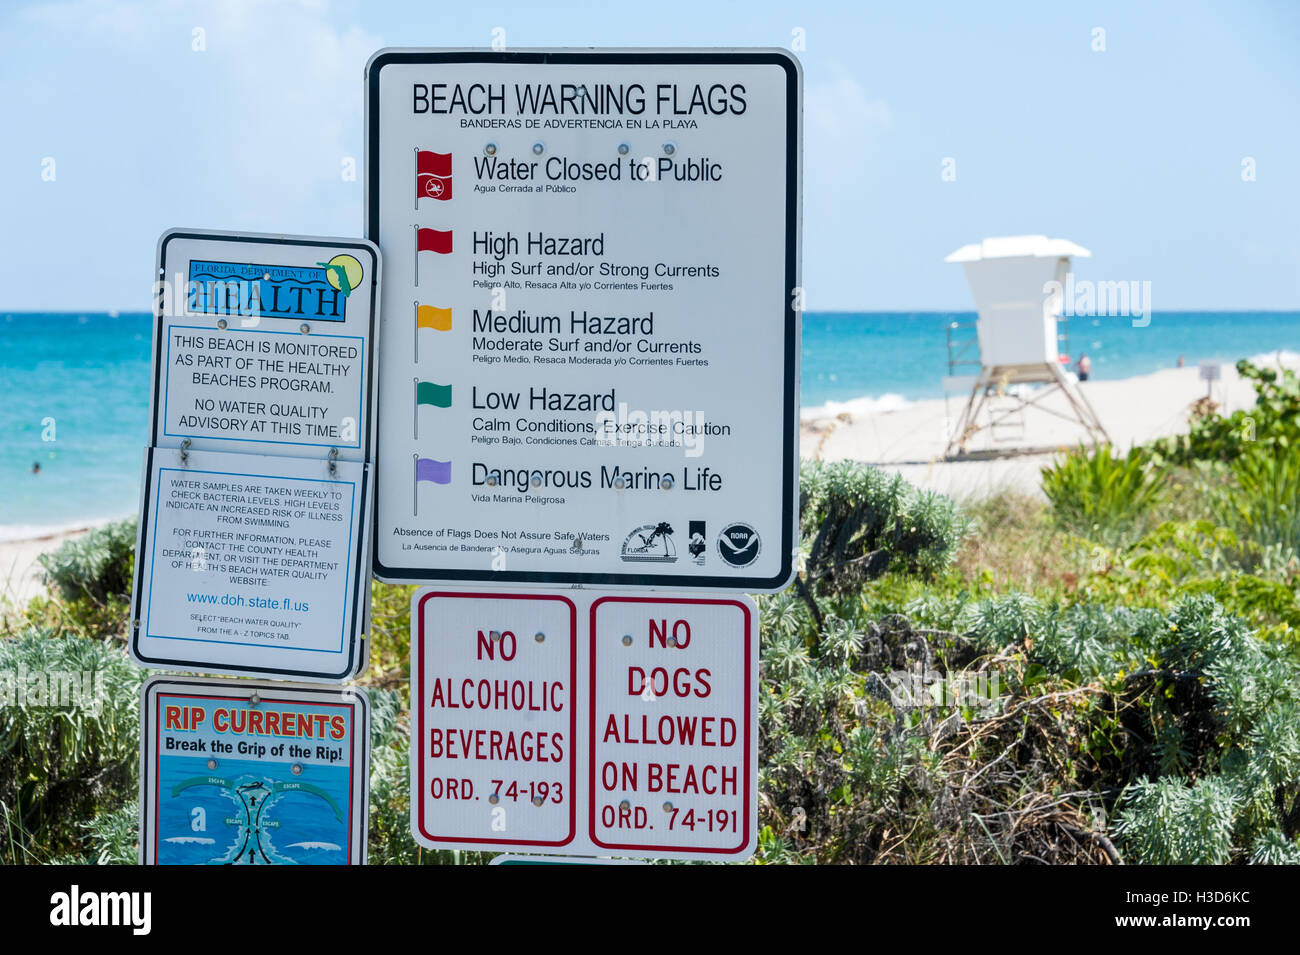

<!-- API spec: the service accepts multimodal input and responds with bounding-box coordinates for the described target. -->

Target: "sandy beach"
[0,525,107,610]
[801,355,1300,500]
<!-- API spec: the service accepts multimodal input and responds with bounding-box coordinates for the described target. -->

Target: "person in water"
[1076,354,1092,382]
[32,462,40,475]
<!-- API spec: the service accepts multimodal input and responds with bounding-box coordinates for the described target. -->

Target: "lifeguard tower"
[942,235,1110,458]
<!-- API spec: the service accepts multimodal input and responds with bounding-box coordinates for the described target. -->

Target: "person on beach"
[1076,354,1091,382]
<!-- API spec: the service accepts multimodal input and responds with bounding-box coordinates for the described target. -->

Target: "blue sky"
[1,0,1297,311]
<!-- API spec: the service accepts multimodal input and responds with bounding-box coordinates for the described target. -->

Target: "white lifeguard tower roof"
[944,235,1091,264]
[941,234,1109,456]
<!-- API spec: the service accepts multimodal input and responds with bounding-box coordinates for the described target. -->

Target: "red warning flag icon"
[417,151,452,201]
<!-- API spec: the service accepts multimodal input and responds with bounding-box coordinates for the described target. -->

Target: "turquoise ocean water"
[3,310,1299,536]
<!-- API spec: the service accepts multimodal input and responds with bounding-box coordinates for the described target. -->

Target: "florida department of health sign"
[366,48,801,591]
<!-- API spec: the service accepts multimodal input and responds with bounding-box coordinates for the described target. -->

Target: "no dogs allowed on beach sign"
[366,49,802,591]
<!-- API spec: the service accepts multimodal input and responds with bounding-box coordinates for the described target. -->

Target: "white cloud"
[22,0,383,229]
[805,69,892,155]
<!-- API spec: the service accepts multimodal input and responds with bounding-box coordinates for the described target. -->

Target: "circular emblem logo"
[426,178,445,198]
[717,523,760,568]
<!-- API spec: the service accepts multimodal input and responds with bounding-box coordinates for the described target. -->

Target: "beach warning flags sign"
[416,150,452,203]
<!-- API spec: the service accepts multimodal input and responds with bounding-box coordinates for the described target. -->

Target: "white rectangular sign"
[410,588,757,860]
[134,229,379,681]
[367,49,801,591]
[131,447,370,681]
[151,229,380,461]
[139,676,370,865]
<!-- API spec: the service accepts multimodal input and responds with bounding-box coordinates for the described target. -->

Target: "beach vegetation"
[1149,360,1300,464]
[0,630,142,863]
[1040,444,1169,545]
[4,450,1300,866]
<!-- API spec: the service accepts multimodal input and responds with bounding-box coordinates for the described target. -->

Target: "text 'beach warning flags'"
[416,149,452,204]
[414,303,451,361]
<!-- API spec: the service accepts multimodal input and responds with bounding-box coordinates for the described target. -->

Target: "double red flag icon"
[416,150,452,202]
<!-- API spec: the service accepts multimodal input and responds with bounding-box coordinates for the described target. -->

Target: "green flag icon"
[414,379,451,439]
[416,381,452,407]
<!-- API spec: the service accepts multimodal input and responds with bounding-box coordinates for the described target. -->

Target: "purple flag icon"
[416,458,451,484]
[413,456,450,516]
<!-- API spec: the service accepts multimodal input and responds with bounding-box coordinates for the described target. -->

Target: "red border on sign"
[587,596,753,854]
[414,591,578,847]
[151,691,357,865]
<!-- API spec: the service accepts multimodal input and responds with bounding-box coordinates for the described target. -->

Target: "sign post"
[366,48,801,592]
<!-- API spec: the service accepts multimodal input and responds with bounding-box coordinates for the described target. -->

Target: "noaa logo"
[620,522,677,563]
[717,523,760,567]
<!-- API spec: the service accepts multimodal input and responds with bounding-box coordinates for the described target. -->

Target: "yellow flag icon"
[414,304,451,362]
[416,305,452,331]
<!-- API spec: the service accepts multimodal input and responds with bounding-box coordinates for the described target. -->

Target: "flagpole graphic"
[414,301,452,363]
[413,454,452,515]
[414,227,453,289]
[414,377,452,439]
[415,149,453,204]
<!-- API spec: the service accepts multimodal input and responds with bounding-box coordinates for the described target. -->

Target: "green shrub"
[1214,447,1300,559]
[1149,360,1300,464]
[37,519,137,605]
[799,460,970,598]
[0,631,143,861]
[1113,775,1240,864]
[1040,444,1168,544]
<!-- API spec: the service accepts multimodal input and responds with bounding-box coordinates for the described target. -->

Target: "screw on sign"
[411,592,578,849]
[589,596,757,858]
